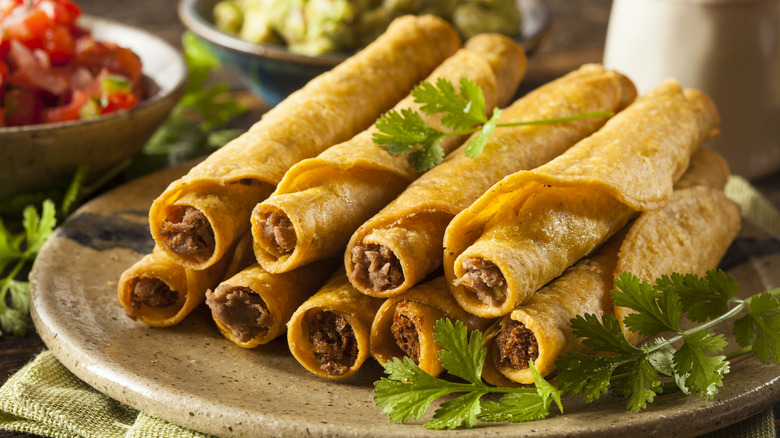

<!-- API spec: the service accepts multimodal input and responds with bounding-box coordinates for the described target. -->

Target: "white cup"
[603,0,780,179]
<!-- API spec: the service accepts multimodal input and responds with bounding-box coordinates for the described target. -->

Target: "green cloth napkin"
[0,351,214,438]
[0,175,778,438]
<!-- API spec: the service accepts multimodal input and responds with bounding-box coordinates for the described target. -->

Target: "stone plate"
[30,163,780,438]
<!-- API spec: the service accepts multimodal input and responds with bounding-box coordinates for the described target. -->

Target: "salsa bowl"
[0,15,187,201]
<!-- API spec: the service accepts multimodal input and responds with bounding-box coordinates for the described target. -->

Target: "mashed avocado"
[213,0,522,56]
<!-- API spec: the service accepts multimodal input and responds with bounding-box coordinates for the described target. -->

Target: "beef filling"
[391,303,421,363]
[159,205,215,263]
[350,243,403,292]
[308,311,357,375]
[496,320,539,370]
[255,209,297,255]
[129,277,178,310]
[206,285,272,343]
[453,257,506,305]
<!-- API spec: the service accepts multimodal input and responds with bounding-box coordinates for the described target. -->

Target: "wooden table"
[1,1,779,437]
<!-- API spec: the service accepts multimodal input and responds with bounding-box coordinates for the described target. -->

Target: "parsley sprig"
[0,201,57,336]
[372,77,613,171]
[374,269,780,429]
[374,319,563,429]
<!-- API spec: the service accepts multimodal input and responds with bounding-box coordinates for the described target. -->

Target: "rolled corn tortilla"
[147,15,461,270]
[369,275,493,377]
[117,242,249,327]
[481,148,741,385]
[444,79,721,318]
[345,63,638,298]
[205,258,337,348]
[287,270,384,379]
[251,34,527,274]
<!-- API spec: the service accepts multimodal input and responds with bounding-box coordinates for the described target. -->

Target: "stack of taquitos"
[146,15,461,271]
[479,148,740,385]
[250,33,527,274]
[344,64,637,298]
[444,79,720,319]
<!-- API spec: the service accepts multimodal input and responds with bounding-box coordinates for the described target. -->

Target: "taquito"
[369,276,493,377]
[251,34,527,274]
[481,148,740,385]
[147,15,461,270]
[287,270,384,379]
[445,79,720,318]
[345,64,637,298]
[117,238,252,327]
[205,258,337,348]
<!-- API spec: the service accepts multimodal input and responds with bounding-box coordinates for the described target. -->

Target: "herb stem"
[440,111,616,139]
[724,345,753,360]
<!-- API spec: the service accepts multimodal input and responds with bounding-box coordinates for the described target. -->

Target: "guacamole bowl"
[178,0,550,106]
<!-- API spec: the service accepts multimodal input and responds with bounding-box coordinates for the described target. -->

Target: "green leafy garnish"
[374,319,562,430]
[372,77,614,171]
[375,270,780,428]
[0,201,57,336]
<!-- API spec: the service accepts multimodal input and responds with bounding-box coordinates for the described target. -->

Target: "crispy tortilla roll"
[287,271,384,379]
[481,148,740,385]
[251,34,527,274]
[148,15,461,270]
[205,259,337,348]
[445,80,721,318]
[345,64,637,298]
[118,233,256,327]
[369,276,493,377]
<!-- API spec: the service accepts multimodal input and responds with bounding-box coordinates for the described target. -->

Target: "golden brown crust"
[444,80,720,318]
[148,15,462,270]
[346,63,638,298]
[251,35,528,274]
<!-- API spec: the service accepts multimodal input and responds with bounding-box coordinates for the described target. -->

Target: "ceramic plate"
[30,163,780,438]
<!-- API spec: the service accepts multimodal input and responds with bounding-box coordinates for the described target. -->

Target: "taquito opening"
[391,301,424,364]
[349,243,403,292]
[453,257,507,306]
[159,205,215,263]
[127,277,179,315]
[206,284,272,344]
[496,320,539,370]
[308,310,358,376]
[253,206,297,258]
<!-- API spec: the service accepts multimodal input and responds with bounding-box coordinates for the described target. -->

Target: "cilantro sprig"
[374,269,780,428]
[372,77,613,171]
[374,319,562,430]
[0,201,57,336]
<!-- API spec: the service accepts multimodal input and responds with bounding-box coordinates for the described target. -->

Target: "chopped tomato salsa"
[0,0,144,127]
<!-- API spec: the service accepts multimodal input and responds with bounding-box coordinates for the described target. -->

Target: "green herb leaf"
[413,77,487,130]
[570,313,638,355]
[374,357,457,424]
[659,270,738,323]
[373,108,445,171]
[733,290,780,364]
[674,331,729,399]
[612,272,682,337]
[464,108,501,159]
[434,319,486,384]
[426,390,486,429]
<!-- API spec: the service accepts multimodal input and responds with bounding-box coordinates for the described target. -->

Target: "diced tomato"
[6,40,68,95]
[39,88,87,123]
[100,91,137,114]
[37,0,81,26]
[0,0,143,127]
[4,87,43,125]
[41,23,73,64]
[3,8,52,49]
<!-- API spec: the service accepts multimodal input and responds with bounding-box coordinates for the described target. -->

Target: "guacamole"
[213,0,523,56]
